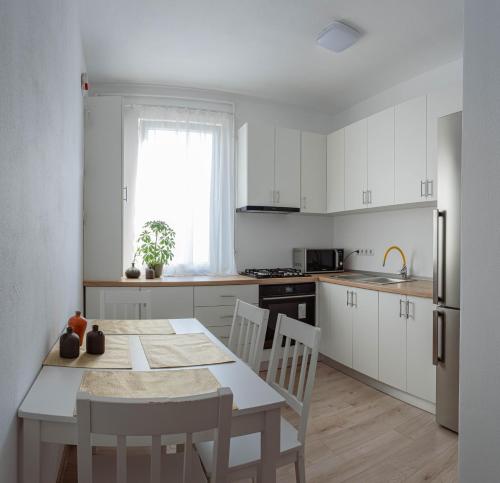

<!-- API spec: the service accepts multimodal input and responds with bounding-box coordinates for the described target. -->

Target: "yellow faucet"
[383,245,408,279]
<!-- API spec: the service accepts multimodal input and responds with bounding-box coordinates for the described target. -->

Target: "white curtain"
[123,104,236,275]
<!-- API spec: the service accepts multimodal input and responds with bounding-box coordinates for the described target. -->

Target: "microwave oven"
[292,248,344,273]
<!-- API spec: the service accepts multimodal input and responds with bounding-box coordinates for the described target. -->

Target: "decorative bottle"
[125,262,141,279]
[59,327,80,359]
[68,311,87,346]
[86,325,105,355]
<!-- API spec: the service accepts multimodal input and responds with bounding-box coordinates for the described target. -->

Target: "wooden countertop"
[84,273,432,298]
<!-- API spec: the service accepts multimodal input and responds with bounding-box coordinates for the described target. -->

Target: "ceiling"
[79,0,463,114]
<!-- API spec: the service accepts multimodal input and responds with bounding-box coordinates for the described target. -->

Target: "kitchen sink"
[329,273,371,280]
[359,276,411,285]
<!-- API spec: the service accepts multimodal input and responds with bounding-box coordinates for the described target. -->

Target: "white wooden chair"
[196,314,321,483]
[76,387,233,483]
[227,300,269,373]
[99,289,152,319]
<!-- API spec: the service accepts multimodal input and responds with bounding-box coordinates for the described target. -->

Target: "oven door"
[260,293,316,349]
[306,249,337,273]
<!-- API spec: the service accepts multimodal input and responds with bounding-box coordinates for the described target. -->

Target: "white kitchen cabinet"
[85,287,194,319]
[237,123,275,207]
[326,129,345,213]
[426,87,463,201]
[318,283,352,367]
[406,296,435,402]
[352,288,379,379]
[379,292,407,391]
[367,107,395,207]
[394,96,427,204]
[275,127,301,208]
[345,119,368,211]
[301,131,327,213]
[237,123,301,209]
[84,96,123,280]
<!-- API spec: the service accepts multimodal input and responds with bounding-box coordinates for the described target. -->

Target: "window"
[123,104,236,275]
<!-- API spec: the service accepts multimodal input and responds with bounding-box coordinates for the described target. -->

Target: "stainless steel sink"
[329,273,371,281]
[359,276,411,285]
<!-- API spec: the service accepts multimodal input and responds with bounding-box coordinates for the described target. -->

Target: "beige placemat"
[140,333,236,368]
[43,335,131,369]
[78,369,237,409]
[93,319,175,335]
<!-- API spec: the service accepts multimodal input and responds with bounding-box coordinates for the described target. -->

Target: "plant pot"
[152,264,164,278]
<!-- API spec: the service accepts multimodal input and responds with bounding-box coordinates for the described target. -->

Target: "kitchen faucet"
[382,245,408,279]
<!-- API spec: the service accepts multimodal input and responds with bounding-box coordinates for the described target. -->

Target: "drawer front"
[194,285,258,307]
[195,306,235,328]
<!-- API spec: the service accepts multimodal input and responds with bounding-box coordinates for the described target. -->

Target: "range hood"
[236,205,300,214]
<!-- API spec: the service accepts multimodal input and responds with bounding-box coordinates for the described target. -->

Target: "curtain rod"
[123,102,234,116]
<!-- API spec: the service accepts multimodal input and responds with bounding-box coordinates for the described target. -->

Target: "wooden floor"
[58,362,458,482]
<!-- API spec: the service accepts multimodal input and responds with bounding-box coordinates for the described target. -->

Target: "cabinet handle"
[276,190,280,203]
[420,180,426,198]
[122,186,128,202]
[362,191,366,205]
[427,179,434,198]
[352,291,357,308]
[433,310,444,365]
[346,290,350,306]
[399,299,405,318]
[368,190,372,204]
[406,300,411,319]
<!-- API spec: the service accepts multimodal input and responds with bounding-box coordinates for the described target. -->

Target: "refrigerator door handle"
[433,310,445,365]
[433,209,446,305]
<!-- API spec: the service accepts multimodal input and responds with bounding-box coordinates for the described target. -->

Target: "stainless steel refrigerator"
[433,111,462,433]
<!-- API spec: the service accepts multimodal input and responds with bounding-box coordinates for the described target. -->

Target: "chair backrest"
[266,314,321,444]
[99,289,152,319]
[77,387,233,483]
[227,300,269,373]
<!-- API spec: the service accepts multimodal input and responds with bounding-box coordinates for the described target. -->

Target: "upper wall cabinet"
[394,96,428,204]
[301,131,327,213]
[84,96,123,280]
[345,119,368,211]
[367,107,395,207]
[326,129,345,213]
[237,122,300,209]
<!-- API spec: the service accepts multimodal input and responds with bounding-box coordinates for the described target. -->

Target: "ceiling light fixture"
[316,21,362,53]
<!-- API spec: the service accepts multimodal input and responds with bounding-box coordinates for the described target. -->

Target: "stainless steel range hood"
[236,205,300,214]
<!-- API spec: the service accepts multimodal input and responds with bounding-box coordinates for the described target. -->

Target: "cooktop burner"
[242,268,310,279]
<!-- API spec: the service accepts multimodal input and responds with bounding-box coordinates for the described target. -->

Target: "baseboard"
[319,354,436,414]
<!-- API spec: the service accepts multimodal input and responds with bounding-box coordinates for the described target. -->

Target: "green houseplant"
[136,220,176,278]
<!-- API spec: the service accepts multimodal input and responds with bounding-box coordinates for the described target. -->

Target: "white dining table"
[18,318,286,483]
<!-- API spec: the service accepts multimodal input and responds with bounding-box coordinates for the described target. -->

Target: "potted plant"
[136,220,176,278]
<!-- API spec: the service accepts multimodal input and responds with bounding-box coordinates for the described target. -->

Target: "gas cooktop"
[242,268,310,279]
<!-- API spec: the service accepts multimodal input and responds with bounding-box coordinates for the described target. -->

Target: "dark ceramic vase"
[59,327,80,359]
[86,325,105,355]
[125,262,141,279]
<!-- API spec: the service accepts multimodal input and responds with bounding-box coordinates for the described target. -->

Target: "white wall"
[332,207,433,277]
[0,2,85,482]
[90,83,335,275]
[460,2,500,481]
[328,59,463,278]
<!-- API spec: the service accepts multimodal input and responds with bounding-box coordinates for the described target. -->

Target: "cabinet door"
[406,296,435,402]
[345,119,368,210]
[395,96,427,204]
[352,289,379,379]
[379,292,407,390]
[275,127,301,208]
[319,283,352,367]
[148,287,194,319]
[301,131,326,213]
[241,123,275,206]
[326,129,345,213]
[426,87,463,201]
[84,96,123,280]
[367,107,395,207]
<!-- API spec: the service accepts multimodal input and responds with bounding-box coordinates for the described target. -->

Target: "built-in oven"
[293,248,344,273]
[259,283,316,349]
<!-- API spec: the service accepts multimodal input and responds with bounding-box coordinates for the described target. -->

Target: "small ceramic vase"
[125,262,141,279]
[68,311,87,346]
[86,325,105,355]
[145,267,155,279]
[59,327,80,359]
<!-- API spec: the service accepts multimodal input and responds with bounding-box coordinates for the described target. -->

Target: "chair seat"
[91,451,207,483]
[196,417,302,475]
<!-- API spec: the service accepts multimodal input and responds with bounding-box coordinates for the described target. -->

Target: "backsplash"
[332,206,433,278]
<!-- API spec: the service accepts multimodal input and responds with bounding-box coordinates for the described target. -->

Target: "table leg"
[22,418,41,483]
[258,408,280,483]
